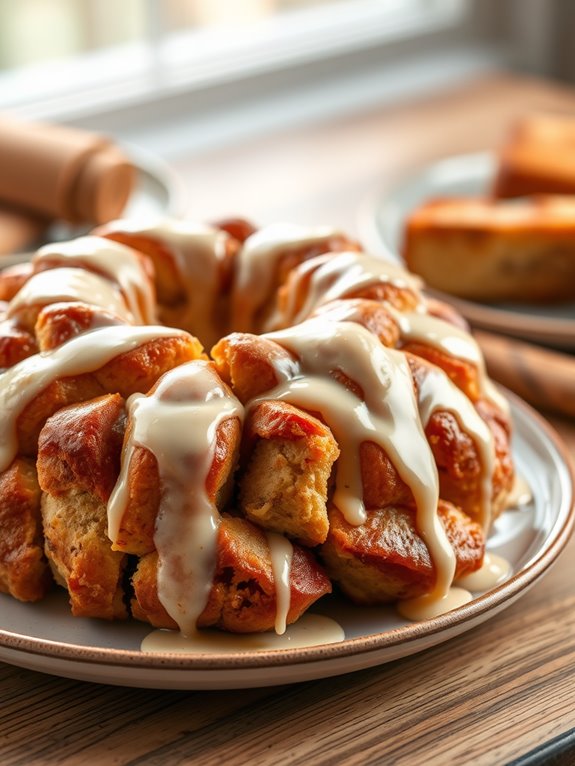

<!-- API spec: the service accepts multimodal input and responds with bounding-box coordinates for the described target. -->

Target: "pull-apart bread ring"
[0,217,514,635]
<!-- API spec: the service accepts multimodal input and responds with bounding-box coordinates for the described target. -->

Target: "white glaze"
[108,361,244,637]
[7,267,133,323]
[140,613,345,654]
[397,586,473,621]
[394,308,508,414]
[0,324,189,474]
[35,236,157,324]
[416,365,495,530]
[267,249,507,413]
[271,251,422,329]
[455,552,511,591]
[232,222,342,332]
[266,532,294,635]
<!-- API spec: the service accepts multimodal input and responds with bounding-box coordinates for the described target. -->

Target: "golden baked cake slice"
[403,195,575,302]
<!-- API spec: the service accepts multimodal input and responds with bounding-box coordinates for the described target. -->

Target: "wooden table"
[2,73,575,766]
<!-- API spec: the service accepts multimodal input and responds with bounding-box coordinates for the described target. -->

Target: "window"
[0,0,468,124]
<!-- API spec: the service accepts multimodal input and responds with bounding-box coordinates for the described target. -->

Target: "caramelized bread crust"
[37,389,331,629]
[213,330,513,527]
[15,333,204,460]
[0,458,50,602]
[35,301,126,352]
[493,114,575,199]
[322,501,484,604]
[38,394,126,504]
[0,316,38,369]
[239,400,340,546]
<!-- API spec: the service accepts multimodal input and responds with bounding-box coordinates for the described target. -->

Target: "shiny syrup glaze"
[7,267,134,323]
[108,361,244,637]
[267,251,507,413]
[141,613,345,654]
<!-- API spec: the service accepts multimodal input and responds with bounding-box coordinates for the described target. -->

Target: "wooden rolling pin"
[0,116,134,225]
[0,207,49,255]
[474,329,575,418]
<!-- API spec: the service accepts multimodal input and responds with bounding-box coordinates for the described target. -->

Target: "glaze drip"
[0,324,189,474]
[107,361,244,637]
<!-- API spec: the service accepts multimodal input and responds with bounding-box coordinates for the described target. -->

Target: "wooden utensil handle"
[474,330,575,418]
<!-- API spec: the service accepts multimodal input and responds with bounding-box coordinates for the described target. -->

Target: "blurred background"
[0,0,573,158]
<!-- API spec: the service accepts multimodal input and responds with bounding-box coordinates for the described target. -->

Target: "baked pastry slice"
[403,195,575,302]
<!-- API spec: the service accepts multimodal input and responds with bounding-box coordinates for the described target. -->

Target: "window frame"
[0,0,469,124]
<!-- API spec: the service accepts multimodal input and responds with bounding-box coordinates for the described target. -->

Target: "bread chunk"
[240,401,340,546]
[493,114,575,198]
[0,458,51,601]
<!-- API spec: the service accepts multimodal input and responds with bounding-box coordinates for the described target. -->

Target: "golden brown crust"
[35,301,126,351]
[131,515,332,633]
[37,394,126,504]
[211,217,258,244]
[0,316,38,368]
[41,491,128,619]
[407,353,513,522]
[16,332,204,459]
[37,394,129,618]
[212,330,513,527]
[0,458,51,602]
[0,263,33,302]
[211,332,294,403]
[321,501,484,604]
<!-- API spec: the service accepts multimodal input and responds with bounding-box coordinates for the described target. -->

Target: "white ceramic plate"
[0,394,572,690]
[358,152,575,350]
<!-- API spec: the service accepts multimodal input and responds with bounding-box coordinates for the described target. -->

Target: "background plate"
[359,152,575,350]
[0,394,572,690]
